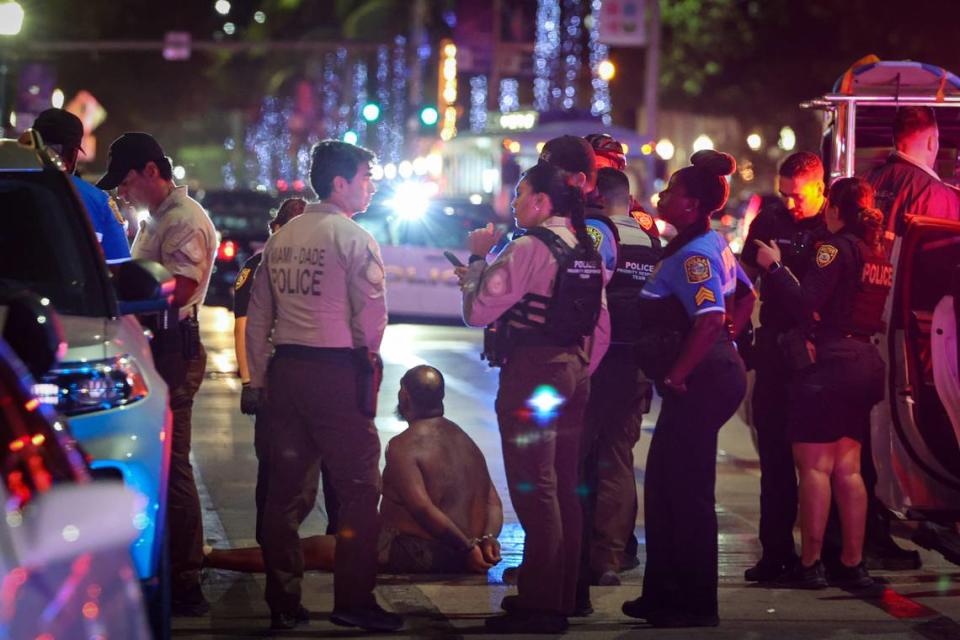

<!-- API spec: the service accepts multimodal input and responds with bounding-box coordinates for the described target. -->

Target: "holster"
[180,307,201,361]
[777,327,817,371]
[352,347,383,418]
[481,322,513,368]
[633,328,684,382]
[141,306,188,388]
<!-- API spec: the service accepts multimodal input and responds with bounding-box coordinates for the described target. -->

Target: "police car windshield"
[0,171,112,317]
[356,195,494,249]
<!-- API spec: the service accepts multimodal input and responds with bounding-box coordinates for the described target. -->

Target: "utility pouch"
[352,347,383,418]
[141,306,187,388]
[777,327,816,371]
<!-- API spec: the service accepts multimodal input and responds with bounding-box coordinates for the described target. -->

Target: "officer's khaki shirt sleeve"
[461,239,538,327]
[158,210,207,284]
[343,228,388,353]
[245,249,276,389]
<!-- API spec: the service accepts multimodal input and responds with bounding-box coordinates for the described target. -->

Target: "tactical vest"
[831,234,893,336]
[482,227,603,366]
[587,214,663,344]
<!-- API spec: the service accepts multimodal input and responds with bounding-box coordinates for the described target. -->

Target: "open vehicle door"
[875,216,960,522]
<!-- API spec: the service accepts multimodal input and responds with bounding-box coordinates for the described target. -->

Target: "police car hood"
[58,315,112,362]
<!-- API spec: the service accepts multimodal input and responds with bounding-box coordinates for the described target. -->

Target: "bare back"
[381,417,493,540]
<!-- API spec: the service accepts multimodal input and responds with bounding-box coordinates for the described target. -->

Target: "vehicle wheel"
[143,531,170,640]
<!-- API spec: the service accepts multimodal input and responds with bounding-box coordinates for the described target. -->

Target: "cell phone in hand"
[443,251,465,267]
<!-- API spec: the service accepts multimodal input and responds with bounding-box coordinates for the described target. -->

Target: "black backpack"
[504,226,604,345]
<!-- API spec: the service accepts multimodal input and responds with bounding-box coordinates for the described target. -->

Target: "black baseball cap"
[33,108,85,152]
[96,132,169,190]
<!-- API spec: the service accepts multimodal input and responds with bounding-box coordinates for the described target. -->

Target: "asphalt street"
[172,307,960,639]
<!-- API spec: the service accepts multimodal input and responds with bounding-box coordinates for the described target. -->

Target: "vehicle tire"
[143,531,170,640]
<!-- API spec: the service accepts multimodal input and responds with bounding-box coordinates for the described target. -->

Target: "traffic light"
[419,106,439,127]
[361,102,381,123]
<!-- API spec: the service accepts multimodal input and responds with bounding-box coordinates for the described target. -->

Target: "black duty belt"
[274,344,354,361]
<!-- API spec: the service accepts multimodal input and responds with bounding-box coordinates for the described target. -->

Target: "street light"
[0,1,24,36]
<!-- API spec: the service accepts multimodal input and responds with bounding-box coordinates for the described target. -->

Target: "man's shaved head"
[399,365,445,418]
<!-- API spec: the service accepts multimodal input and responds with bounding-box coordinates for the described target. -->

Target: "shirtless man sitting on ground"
[206,365,504,574]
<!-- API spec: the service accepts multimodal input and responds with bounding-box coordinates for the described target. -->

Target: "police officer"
[622,150,748,628]
[235,198,337,547]
[96,132,217,616]
[754,176,890,589]
[459,160,605,634]
[33,109,130,264]
[739,151,833,581]
[244,140,402,633]
[579,167,661,587]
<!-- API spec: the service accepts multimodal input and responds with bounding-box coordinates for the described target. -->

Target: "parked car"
[0,293,150,639]
[200,188,282,309]
[0,130,174,631]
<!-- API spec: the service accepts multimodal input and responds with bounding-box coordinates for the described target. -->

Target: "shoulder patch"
[695,285,717,306]
[816,244,839,268]
[586,225,604,251]
[684,255,711,283]
[632,210,654,231]
[234,267,252,290]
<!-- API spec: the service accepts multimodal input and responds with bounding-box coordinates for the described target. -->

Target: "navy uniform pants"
[261,349,381,614]
[641,341,745,618]
[496,345,590,616]
[577,344,648,594]
[751,328,801,563]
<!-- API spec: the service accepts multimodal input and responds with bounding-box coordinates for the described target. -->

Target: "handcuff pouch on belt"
[352,347,383,418]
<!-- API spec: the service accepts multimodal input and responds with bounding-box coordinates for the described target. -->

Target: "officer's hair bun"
[690,150,736,177]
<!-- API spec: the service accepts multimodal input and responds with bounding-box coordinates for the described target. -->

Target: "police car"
[355,186,496,320]
[0,293,150,639]
[0,130,174,631]
[801,59,960,549]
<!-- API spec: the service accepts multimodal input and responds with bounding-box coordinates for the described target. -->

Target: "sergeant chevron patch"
[695,286,717,306]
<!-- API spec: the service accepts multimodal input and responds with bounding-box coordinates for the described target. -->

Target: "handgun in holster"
[352,347,383,418]
[481,321,513,368]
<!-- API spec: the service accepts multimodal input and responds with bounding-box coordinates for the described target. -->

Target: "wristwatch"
[468,254,485,264]
[767,260,783,273]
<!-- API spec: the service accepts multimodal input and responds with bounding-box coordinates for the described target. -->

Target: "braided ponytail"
[829,177,884,250]
[521,161,593,252]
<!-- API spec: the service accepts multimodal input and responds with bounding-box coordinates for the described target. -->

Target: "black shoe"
[484,611,568,634]
[500,594,520,613]
[269,605,310,630]
[171,584,210,617]
[622,596,651,620]
[647,611,720,628]
[777,560,828,589]
[501,566,519,585]
[745,556,796,582]
[618,555,641,572]
[831,561,875,589]
[330,604,403,632]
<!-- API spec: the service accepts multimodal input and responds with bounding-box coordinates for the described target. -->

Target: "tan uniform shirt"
[245,201,387,388]
[460,216,610,373]
[131,186,217,319]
